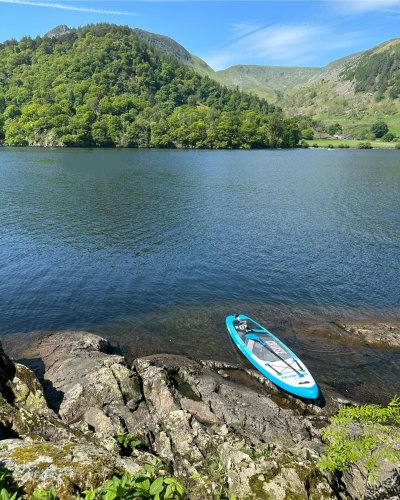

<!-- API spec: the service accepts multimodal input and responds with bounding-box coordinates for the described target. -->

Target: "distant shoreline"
[1,143,399,150]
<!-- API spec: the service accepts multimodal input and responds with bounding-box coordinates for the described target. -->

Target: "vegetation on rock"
[2,332,399,499]
[115,432,141,456]
[80,459,185,500]
[317,395,400,500]
[0,467,20,500]
[0,461,186,500]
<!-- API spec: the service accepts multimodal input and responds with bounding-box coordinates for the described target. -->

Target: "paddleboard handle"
[235,315,252,332]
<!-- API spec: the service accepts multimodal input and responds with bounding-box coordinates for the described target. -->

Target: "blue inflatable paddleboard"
[226,314,319,399]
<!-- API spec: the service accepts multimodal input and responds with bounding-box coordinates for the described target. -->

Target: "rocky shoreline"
[0,331,399,499]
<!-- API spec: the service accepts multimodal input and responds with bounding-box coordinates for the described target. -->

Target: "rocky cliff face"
[0,332,398,499]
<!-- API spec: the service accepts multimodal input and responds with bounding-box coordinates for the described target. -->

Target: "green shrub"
[80,459,185,499]
[115,432,141,456]
[0,461,186,500]
[327,123,342,136]
[358,141,372,149]
[371,121,389,139]
[395,142,400,149]
[0,468,21,500]
[31,489,57,500]
[201,456,230,500]
[358,130,375,141]
[317,396,400,500]
[382,132,395,142]
[301,128,314,140]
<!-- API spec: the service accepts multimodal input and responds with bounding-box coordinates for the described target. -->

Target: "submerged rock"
[336,321,400,348]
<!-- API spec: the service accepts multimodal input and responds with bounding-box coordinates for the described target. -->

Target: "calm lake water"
[1,148,399,403]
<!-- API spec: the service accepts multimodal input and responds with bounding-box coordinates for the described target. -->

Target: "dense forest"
[0,24,301,148]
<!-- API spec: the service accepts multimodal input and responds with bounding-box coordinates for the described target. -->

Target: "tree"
[0,23,301,149]
[371,121,389,139]
[389,83,400,100]
[317,396,400,500]
[301,128,314,140]
[382,132,395,142]
[327,123,342,136]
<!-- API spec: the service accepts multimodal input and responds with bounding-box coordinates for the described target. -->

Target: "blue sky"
[0,1,399,69]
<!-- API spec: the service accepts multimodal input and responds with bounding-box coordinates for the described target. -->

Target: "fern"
[317,396,400,500]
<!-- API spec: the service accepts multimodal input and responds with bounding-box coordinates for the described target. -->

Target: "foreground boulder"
[21,331,143,451]
[0,331,398,499]
[0,439,121,497]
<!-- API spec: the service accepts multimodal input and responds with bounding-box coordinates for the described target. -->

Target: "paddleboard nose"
[299,384,319,400]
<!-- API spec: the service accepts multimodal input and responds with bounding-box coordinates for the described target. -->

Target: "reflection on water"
[0,148,399,403]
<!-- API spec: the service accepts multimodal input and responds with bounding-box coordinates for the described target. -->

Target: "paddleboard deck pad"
[226,314,319,399]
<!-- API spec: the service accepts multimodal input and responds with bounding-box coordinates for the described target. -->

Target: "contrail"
[0,0,138,15]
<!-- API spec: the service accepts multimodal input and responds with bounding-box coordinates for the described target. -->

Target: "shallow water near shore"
[0,148,399,403]
[95,301,400,405]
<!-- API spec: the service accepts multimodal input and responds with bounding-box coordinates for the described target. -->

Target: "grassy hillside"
[210,40,400,139]
[0,23,302,149]
[216,65,321,102]
[281,39,400,135]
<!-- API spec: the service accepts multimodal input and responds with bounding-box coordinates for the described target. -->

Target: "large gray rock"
[0,344,84,443]
[2,332,398,499]
[21,331,144,445]
[130,354,337,498]
[0,438,124,499]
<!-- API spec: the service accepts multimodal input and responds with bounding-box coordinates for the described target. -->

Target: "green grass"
[309,139,397,149]
[306,113,400,137]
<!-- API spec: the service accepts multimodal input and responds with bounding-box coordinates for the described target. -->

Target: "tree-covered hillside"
[0,24,301,148]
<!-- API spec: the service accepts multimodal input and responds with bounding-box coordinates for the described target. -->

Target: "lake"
[1,148,399,403]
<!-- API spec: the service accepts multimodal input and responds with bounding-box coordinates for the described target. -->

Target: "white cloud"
[203,22,367,70]
[0,0,138,15]
[336,0,400,13]
[228,21,264,40]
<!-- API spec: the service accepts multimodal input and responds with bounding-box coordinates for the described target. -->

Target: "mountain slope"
[281,39,400,128]
[212,40,400,130]
[42,25,399,128]
[0,23,301,149]
[215,65,321,101]
[131,28,216,78]
[46,24,216,78]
